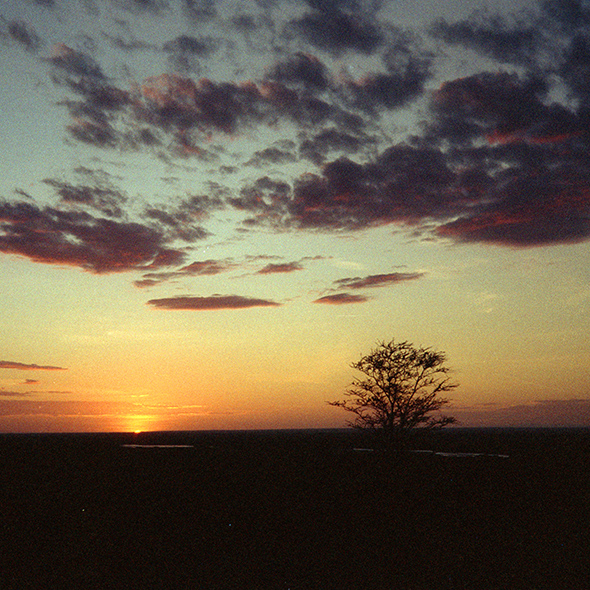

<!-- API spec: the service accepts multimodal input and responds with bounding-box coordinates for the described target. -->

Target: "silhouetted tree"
[329,339,458,447]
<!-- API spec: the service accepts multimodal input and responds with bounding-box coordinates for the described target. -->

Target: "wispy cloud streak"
[0,361,67,371]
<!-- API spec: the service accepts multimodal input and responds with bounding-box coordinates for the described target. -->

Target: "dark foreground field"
[1,428,589,590]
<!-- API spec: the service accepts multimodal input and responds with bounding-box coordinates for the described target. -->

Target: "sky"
[1,0,589,432]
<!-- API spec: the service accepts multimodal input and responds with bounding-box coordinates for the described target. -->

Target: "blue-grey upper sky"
[3,0,588,275]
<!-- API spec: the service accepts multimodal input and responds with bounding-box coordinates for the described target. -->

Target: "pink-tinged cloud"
[180,259,236,275]
[47,43,105,79]
[335,272,425,289]
[0,201,186,273]
[436,204,590,248]
[313,293,369,305]
[147,295,281,310]
[257,261,303,274]
[134,258,236,288]
[0,360,67,371]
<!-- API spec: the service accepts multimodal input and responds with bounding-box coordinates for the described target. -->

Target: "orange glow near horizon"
[116,414,164,434]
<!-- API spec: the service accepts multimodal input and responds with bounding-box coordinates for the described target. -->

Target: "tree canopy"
[329,339,458,445]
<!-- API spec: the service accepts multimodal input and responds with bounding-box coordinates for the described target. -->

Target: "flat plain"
[1,428,589,589]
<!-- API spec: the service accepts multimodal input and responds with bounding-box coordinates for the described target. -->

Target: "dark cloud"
[183,0,216,21]
[180,259,235,275]
[163,35,217,56]
[430,15,539,66]
[43,179,127,217]
[46,43,105,79]
[279,147,459,230]
[299,128,375,164]
[60,78,132,111]
[418,71,590,246]
[143,194,223,241]
[245,145,297,167]
[0,360,67,371]
[136,254,323,286]
[313,292,369,304]
[343,66,430,111]
[256,79,366,129]
[541,0,590,33]
[134,277,165,288]
[229,176,291,223]
[102,30,155,52]
[288,9,383,55]
[428,72,572,145]
[147,294,281,310]
[55,80,135,149]
[46,45,138,151]
[29,0,590,254]
[430,2,590,107]
[135,258,237,287]
[224,65,587,247]
[560,33,590,105]
[231,14,257,34]
[266,52,331,90]
[0,200,186,273]
[53,59,370,155]
[24,379,39,384]
[138,74,267,136]
[7,21,42,52]
[66,116,120,148]
[231,125,590,247]
[435,166,590,247]
[343,32,433,112]
[257,261,303,274]
[163,35,218,72]
[0,391,33,397]
[143,208,210,241]
[334,272,425,289]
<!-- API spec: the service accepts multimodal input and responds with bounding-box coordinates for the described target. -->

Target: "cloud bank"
[1,0,589,304]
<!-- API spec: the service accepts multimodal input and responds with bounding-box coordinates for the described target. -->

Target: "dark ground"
[1,428,589,589]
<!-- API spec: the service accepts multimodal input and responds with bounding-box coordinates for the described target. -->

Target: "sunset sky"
[1,0,589,432]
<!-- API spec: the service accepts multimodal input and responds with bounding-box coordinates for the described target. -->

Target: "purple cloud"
[0,201,186,273]
[266,52,331,90]
[334,272,425,289]
[44,179,127,218]
[257,262,304,274]
[7,21,42,52]
[134,258,236,287]
[147,294,281,310]
[288,9,383,55]
[0,361,67,371]
[46,43,105,79]
[313,293,369,305]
